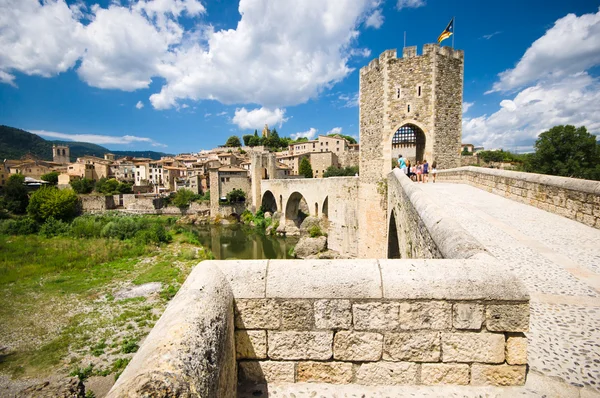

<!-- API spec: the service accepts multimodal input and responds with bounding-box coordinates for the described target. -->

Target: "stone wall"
[223,258,529,387]
[80,195,116,212]
[436,167,600,229]
[387,168,486,259]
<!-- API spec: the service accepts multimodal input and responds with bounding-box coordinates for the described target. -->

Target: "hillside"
[0,125,171,161]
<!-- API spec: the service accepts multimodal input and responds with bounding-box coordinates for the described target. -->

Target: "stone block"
[235,330,266,359]
[421,363,470,385]
[238,361,295,384]
[296,361,353,384]
[314,299,352,329]
[353,302,399,330]
[506,335,527,365]
[486,304,529,332]
[399,301,451,330]
[234,299,280,329]
[442,333,505,363]
[268,331,333,360]
[453,303,484,330]
[216,260,266,298]
[383,332,440,362]
[280,300,314,330]
[334,331,383,361]
[355,362,418,385]
[471,364,526,386]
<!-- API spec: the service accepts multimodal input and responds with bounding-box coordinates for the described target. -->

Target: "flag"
[437,18,454,44]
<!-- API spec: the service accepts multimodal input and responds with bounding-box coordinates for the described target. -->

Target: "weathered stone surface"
[314,299,352,329]
[266,259,381,298]
[506,335,527,365]
[238,361,295,384]
[486,304,529,332]
[453,303,484,330]
[296,361,353,384]
[399,301,451,330]
[355,362,418,385]
[235,330,267,360]
[216,260,267,298]
[471,364,527,386]
[421,363,470,385]
[268,331,333,360]
[17,377,85,398]
[353,302,399,330]
[234,299,280,329]
[294,236,327,258]
[383,332,440,362]
[280,300,314,330]
[442,333,505,363]
[334,331,383,361]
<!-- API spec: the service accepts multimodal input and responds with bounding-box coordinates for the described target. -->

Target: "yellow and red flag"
[437,18,454,44]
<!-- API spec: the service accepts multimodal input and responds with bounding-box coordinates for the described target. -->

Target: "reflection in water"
[188,223,299,260]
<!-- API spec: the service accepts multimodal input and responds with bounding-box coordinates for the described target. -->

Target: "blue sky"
[1,0,599,154]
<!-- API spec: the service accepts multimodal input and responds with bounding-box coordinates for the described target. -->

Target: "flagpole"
[404,31,406,48]
[452,16,455,48]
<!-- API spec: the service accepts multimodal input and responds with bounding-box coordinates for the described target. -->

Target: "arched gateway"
[392,123,426,164]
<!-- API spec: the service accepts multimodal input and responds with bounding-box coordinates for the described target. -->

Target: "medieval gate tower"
[357,44,464,257]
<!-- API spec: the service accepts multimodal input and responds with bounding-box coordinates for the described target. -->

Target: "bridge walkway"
[420,182,600,393]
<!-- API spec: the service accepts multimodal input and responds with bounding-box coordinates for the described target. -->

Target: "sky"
[0,0,599,154]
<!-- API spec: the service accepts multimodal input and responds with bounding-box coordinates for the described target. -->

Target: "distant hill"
[0,125,172,161]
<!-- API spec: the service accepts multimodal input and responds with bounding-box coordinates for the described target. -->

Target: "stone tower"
[357,44,464,257]
[52,144,70,164]
[262,124,270,138]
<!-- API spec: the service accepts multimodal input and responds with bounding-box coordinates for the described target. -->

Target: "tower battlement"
[360,44,464,75]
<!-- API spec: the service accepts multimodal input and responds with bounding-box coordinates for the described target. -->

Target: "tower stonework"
[52,144,70,164]
[357,44,463,258]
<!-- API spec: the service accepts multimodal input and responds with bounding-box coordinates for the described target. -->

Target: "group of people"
[397,154,437,183]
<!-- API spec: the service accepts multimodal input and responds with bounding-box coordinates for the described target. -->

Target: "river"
[187,223,299,260]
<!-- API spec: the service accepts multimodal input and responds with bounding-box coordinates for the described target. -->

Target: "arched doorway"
[322,197,329,219]
[388,210,400,259]
[261,190,277,213]
[391,123,426,168]
[285,192,309,228]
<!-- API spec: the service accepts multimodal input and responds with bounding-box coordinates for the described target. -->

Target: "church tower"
[52,144,70,164]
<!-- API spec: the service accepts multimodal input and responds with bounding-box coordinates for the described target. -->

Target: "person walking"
[431,160,437,183]
[422,159,429,183]
[398,154,407,174]
[406,160,415,181]
[416,161,422,182]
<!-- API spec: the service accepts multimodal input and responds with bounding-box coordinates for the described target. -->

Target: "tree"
[225,135,242,147]
[327,133,357,144]
[173,188,195,209]
[2,174,29,214]
[242,135,254,146]
[226,188,246,203]
[27,186,79,222]
[70,178,95,194]
[299,157,313,178]
[526,125,600,180]
[41,171,60,185]
[323,165,359,177]
[248,136,261,147]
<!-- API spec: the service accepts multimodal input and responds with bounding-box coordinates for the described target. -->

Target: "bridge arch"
[285,191,309,227]
[322,196,329,219]
[261,190,278,213]
[388,209,401,259]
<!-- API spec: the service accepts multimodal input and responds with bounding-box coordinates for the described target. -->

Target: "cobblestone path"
[420,182,600,394]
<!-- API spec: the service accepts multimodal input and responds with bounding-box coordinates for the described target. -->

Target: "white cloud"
[481,31,502,40]
[327,127,343,135]
[232,107,287,130]
[216,111,228,117]
[463,73,600,150]
[396,0,425,10]
[136,100,144,109]
[489,9,600,93]
[338,92,359,107]
[32,129,167,147]
[291,128,318,140]
[0,70,16,87]
[462,101,474,114]
[365,9,384,29]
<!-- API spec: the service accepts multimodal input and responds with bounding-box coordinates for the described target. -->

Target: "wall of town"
[436,167,600,229]
[80,195,116,212]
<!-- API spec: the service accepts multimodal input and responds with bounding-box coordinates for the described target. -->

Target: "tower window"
[417,86,422,97]
[407,104,411,113]
[396,87,401,99]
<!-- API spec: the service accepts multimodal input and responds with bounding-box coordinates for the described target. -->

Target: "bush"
[3,174,29,214]
[70,216,104,238]
[41,171,60,185]
[226,188,246,203]
[323,165,359,177]
[173,188,195,209]
[39,216,71,237]
[308,225,323,238]
[27,186,79,222]
[70,178,95,194]
[0,217,39,235]
[240,210,254,224]
[134,223,172,244]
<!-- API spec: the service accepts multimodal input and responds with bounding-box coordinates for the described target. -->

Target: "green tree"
[41,171,60,185]
[95,178,121,195]
[27,186,79,222]
[242,135,254,146]
[248,136,261,147]
[3,174,29,214]
[299,157,313,178]
[70,178,95,194]
[173,188,195,209]
[327,133,357,144]
[226,188,246,203]
[225,135,242,147]
[323,165,359,177]
[526,125,600,180]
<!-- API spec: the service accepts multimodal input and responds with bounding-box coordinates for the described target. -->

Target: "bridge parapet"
[436,167,600,229]
[108,257,529,395]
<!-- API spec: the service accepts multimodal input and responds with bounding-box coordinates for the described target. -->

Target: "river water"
[188,224,299,260]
